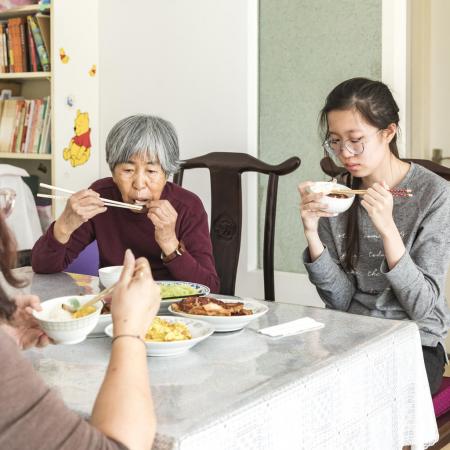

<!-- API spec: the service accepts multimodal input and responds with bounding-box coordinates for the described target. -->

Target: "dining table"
[13,267,438,449]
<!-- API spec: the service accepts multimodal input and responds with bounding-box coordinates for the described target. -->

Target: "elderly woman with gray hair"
[32,115,220,292]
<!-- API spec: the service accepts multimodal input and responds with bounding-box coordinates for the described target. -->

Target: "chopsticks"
[162,293,204,301]
[329,188,413,198]
[62,285,115,313]
[39,183,145,212]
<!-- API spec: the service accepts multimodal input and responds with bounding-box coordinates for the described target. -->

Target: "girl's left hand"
[147,199,179,256]
[3,294,52,350]
[360,182,395,236]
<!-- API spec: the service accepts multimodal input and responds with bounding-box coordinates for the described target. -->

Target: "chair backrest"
[173,152,301,300]
[65,240,99,276]
[320,156,450,181]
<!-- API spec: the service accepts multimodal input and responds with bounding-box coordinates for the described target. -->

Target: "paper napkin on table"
[258,317,324,337]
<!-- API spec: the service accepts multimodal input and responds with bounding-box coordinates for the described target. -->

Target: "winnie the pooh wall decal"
[63,110,92,167]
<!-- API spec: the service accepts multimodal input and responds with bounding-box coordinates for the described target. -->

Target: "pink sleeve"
[0,330,128,450]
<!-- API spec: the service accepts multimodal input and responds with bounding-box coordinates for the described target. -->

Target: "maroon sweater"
[32,178,219,292]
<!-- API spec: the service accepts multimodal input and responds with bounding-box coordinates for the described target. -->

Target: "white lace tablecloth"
[20,270,438,450]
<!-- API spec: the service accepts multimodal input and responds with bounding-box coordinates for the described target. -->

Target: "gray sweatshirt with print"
[303,163,450,348]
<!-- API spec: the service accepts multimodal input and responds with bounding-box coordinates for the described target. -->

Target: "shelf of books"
[0,2,52,191]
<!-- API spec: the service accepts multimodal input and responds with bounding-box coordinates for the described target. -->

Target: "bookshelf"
[0,2,52,197]
[0,0,100,219]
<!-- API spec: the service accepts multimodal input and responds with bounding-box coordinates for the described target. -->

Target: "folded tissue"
[258,317,324,338]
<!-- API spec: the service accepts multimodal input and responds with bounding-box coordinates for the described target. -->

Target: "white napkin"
[258,317,324,337]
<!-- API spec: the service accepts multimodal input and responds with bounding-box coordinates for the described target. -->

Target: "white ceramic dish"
[157,281,210,313]
[308,181,354,214]
[33,295,102,345]
[89,313,112,337]
[169,298,269,332]
[104,316,214,357]
[98,265,123,288]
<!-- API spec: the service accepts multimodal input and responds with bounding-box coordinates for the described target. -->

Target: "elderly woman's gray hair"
[105,115,180,175]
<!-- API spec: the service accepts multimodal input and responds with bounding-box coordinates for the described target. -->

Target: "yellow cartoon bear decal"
[63,110,91,167]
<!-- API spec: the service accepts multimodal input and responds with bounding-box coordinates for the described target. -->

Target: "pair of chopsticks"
[38,183,145,212]
[162,293,203,301]
[330,188,413,198]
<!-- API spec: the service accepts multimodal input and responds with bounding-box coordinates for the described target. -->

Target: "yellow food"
[145,317,191,342]
[160,284,198,299]
[72,305,96,319]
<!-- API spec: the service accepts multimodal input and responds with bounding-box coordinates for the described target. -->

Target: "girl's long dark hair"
[319,78,400,270]
[0,212,26,320]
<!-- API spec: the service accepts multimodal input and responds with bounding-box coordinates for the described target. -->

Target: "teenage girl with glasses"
[298,77,450,394]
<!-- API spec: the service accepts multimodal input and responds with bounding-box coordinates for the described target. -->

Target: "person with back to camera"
[0,204,161,449]
[31,115,219,292]
[298,77,450,394]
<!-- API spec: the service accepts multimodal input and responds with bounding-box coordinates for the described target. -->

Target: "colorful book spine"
[27,15,49,71]
[26,19,37,72]
[23,100,35,153]
[2,23,8,72]
[19,19,28,72]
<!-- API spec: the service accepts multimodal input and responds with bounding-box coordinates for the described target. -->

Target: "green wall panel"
[259,0,382,273]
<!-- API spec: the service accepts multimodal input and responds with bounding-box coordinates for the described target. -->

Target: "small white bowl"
[98,265,123,288]
[33,295,102,345]
[308,182,355,214]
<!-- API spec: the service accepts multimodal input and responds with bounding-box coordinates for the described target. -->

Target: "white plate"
[104,316,214,357]
[157,281,210,313]
[169,298,269,332]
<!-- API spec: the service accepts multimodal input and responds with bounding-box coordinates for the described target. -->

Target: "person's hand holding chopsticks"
[53,189,107,244]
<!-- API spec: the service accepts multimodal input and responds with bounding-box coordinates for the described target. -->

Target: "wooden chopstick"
[329,188,413,197]
[162,292,204,301]
[39,182,144,211]
[37,193,143,211]
[62,285,115,313]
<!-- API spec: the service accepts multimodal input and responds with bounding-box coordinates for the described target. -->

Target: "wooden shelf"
[0,4,50,19]
[0,152,51,160]
[0,72,51,80]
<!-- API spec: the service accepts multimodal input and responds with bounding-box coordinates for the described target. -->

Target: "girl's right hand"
[53,189,107,243]
[111,250,161,339]
[298,182,336,234]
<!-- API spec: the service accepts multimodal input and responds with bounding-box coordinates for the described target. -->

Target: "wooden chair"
[173,152,301,300]
[319,156,450,181]
[320,155,450,449]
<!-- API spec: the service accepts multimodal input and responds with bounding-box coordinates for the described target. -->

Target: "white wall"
[98,0,320,304]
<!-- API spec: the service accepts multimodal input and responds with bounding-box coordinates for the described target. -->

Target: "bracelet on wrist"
[111,334,146,346]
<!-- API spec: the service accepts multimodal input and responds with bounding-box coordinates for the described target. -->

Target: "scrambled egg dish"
[145,317,192,342]
[72,305,96,319]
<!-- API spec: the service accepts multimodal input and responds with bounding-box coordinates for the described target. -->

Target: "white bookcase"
[0,0,100,218]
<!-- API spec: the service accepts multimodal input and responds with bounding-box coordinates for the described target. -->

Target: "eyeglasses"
[322,129,383,156]
[0,188,16,218]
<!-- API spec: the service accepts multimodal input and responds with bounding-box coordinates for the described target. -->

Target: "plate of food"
[104,316,214,357]
[157,281,210,313]
[169,297,269,332]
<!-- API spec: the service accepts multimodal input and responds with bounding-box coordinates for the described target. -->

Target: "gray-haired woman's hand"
[53,189,107,244]
[147,199,179,256]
